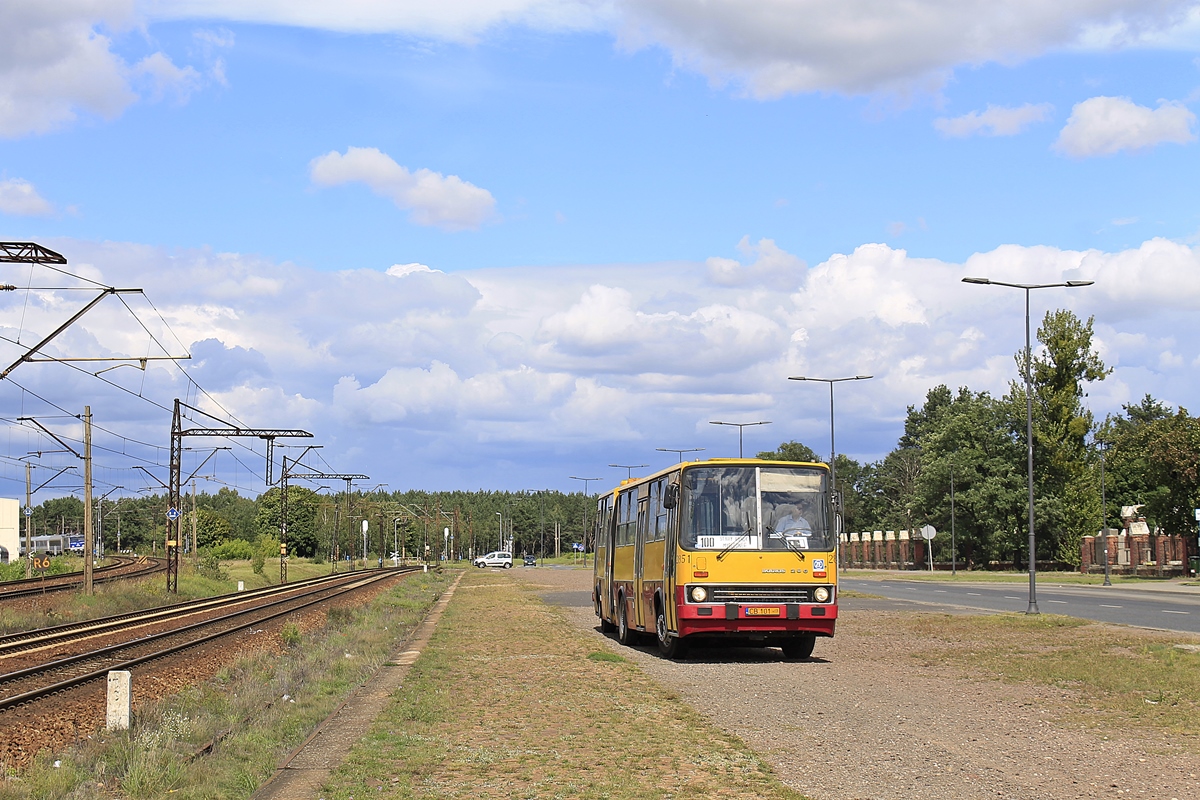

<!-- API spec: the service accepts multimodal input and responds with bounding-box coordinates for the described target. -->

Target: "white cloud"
[310,147,497,231]
[130,52,203,103]
[934,103,1054,137]
[1054,95,1198,157]
[387,262,441,278]
[615,1,1197,97]
[143,1,1200,97]
[0,2,211,137]
[0,178,55,216]
[706,236,806,290]
[5,234,1200,490]
[142,0,603,41]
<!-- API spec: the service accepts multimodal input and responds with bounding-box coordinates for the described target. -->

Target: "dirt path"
[529,567,1200,800]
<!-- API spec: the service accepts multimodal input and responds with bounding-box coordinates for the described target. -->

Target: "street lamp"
[569,476,602,495]
[708,421,771,458]
[786,375,872,506]
[962,275,1094,614]
[496,511,502,552]
[1098,436,1112,587]
[656,447,705,463]
[608,463,649,480]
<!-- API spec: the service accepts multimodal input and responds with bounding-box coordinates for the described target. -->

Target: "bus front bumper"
[676,602,837,638]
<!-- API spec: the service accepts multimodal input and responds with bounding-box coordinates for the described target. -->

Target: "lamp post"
[496,511,502,552]
[608,463,649,481]
[949,464,957,576]
[656,447,705,463]
[962,276,1093,614]
[787,375,872,513]
[1098,436,1111,587]
[569,476,602,495]
[708,421,771,458]
[570,476,601,556]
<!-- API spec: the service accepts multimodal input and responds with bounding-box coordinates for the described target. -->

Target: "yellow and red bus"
[592,458,837,659]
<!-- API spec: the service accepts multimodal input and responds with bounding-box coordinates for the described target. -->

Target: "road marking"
[967,592,981,596]
[1099,604,1122,608]
[1004,596,1021,600]
[1162,610,1190,615]
[934,589,947,593]
[1048,600,1067,604]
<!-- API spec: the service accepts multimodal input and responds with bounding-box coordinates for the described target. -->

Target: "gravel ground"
[528,566,1200,800]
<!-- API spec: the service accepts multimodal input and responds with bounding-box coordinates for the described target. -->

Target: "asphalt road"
[842,575,1200,633]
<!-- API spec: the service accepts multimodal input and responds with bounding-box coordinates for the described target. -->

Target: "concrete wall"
[0,498,19,562]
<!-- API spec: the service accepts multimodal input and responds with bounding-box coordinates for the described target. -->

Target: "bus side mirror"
[663,483,679,509]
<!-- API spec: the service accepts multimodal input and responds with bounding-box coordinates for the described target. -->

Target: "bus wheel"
[617,599,634,646]
[781,633,816,661]
[655,606,687,660]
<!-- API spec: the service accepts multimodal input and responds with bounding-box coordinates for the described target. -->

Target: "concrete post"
[106,670,132,731]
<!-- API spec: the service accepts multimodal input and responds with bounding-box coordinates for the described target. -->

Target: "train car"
[593,458,837,660]
[18,535,72,556]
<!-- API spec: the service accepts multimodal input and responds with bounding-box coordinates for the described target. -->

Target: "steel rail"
[0,557,166,601]
[0,556,135,589]
[0,567,417,712]
[0,567,403,654]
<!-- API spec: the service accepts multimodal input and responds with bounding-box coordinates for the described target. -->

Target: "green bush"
[280,622,302,647]
[198,553,227,581]
[210,539,255,560]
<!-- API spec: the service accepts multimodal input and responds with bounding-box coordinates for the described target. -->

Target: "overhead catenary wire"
[0,249,347,503]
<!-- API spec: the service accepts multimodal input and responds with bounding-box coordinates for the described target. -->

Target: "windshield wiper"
[781,536,808,562]
[764,523,808,563]
[717,513,754,561]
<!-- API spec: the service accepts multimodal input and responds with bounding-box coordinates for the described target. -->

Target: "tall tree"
[911,387,1025,566]
[757,441,821,463]
[256,486,322,557]
[1141,410,1200,535]
[1006,309,1109,563]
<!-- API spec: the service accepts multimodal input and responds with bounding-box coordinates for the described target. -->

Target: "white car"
[474,551,513,569]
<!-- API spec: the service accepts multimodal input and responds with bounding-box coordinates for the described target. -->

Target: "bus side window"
[618,492,636,546]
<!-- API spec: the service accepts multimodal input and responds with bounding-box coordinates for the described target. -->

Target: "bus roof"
[599,458,829,496]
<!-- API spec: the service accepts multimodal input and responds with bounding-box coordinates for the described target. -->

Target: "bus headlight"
[814,587,830,603]
[690,586,708,603]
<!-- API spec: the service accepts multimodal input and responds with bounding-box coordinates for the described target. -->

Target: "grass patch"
[890,611,1200,743]
[0,570,452,799]
[322,570,808,800]
[221,558,341,588]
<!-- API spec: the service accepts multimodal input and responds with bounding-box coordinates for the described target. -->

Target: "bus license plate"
[746,607,780,616]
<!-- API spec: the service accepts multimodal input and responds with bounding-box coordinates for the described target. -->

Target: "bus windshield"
[680,465,832,552]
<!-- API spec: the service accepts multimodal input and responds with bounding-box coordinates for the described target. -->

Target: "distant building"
[0,499,18,563]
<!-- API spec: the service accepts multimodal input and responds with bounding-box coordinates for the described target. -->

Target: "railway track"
[0,566,417,713]
[0,555,166,601]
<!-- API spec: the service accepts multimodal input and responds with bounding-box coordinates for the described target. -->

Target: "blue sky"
[1,2,1199,500]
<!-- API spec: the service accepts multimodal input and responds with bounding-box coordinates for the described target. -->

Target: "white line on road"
[1048,600,1067,604]
[934,590,947,593]
[967,592,981,596]
[1162,610,1190,615]
[1099,604,1122,609]
[1004,596,1021,600]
